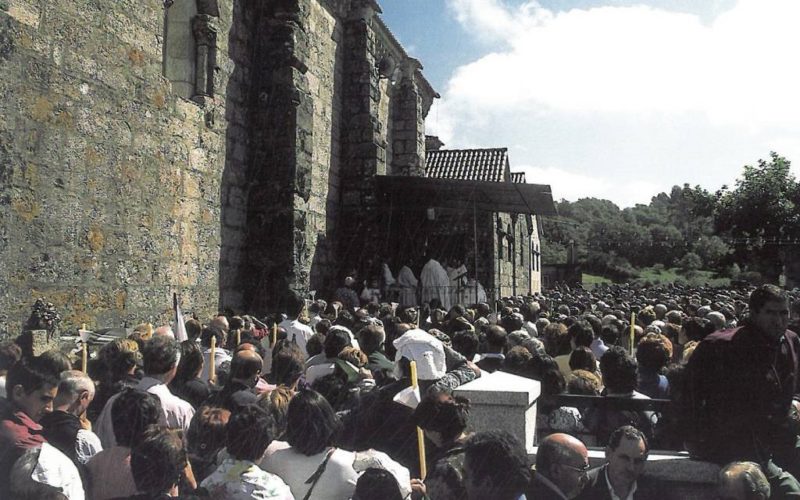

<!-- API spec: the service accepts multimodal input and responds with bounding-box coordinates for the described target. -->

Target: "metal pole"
[473,196,479,304]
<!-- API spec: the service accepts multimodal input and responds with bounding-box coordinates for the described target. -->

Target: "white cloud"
[517,164,660,207]
[430,0,800,205]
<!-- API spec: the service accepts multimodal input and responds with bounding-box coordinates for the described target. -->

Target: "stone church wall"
[0,0,234,335]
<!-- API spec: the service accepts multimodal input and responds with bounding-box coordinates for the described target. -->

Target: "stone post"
[390,58,426,176]
[454,371,541,454]
[337,0,386,278]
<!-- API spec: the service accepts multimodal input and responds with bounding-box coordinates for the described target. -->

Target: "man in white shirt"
[95,336,194,448]
[280,291,314,358]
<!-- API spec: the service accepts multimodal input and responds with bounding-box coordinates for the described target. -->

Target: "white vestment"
[396,265,419,307]
[420,259,452,310]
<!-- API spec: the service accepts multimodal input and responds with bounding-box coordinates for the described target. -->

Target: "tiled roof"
[426,148,509,183]
[511,172,526,184]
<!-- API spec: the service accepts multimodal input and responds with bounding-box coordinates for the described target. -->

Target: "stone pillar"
[390,58,426,176]
[240,0,314,314]
[191,13,218,103]
[336,0,386,279]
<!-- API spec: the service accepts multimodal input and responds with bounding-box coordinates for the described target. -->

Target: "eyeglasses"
[559,462,591,474]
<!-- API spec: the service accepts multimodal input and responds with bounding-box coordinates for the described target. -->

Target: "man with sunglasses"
[528,433,590,499]
[577,425,648,500]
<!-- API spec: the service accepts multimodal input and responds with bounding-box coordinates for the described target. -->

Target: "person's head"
[210,315,229,333]
[285,389,341,455]
[530,353,566,395]
[99,338,141,380]
[112,388,163,447]
[185,318,202,342]
[606,426,648,492]
[9,447,70,500]
[6,356,59,421]
[452,330,480,361]
[503,346,535,378]
[0,341,22,375]
[535,433,590,499]
[142,335,180,382]
[200,325,226,349]
[175,340,204,383]
[229,315,244,332]
[464,430,531,500]
[568,369,602,396]
[306,333,326,357]
[706,311,727,331]
[38,350,72,375]
[682,317,713,343]
[600,346,638,394]
[543,322,570,356]
[271,344,305,388]
[501,313,524,334]
[600,324,620,346]
[153,325,175,339]
[749,284,789,340]
[717,461,771,500]
[568,320,595,348]
[286,290,306,318]
[357,324,386,355]
[187,405,230,461]
[229,349,262,387]
[338,347,368,368]
[324,328,352,359]
[131,427,187,496]
[353,468,404,500]
[227,404,274,461]
[54,370,95,416]
[485,325,508,353]
[257,385,294,439]
[413,393,470,447]
[636,333,670,373]
[568,346,597,373]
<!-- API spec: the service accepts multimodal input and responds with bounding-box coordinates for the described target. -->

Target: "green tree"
[715,152,800,281]
[678,252,703,272]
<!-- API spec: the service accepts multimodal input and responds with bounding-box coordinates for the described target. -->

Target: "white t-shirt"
[75,429,103,464]
[261,444,358,500]
[280,319,314,358]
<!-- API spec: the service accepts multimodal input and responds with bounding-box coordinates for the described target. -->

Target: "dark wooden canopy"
[375,175,557,215]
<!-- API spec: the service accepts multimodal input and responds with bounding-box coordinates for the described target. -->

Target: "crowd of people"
[0,280,799,499]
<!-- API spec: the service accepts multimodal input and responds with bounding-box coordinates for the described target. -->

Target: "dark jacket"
[476,355,504,373]
[202,380,257,412]
[525,470,570,500]
[170,377,210,409]
[40,410,82,462]
[683,325,800,464]
[367,351,395,386]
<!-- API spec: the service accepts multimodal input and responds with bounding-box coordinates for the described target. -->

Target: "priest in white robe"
[396,264,419,307]
[420,257,452,310]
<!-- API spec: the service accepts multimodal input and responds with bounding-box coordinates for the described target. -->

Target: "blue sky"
[380,0,800,207]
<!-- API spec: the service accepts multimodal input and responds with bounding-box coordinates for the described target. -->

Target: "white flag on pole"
[174,293,188,342]
[392,385,421,409]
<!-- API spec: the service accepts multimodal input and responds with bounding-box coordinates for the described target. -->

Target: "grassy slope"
[582,267,731,287]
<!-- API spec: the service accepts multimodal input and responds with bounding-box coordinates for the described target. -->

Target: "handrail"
[539,394,673,412]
